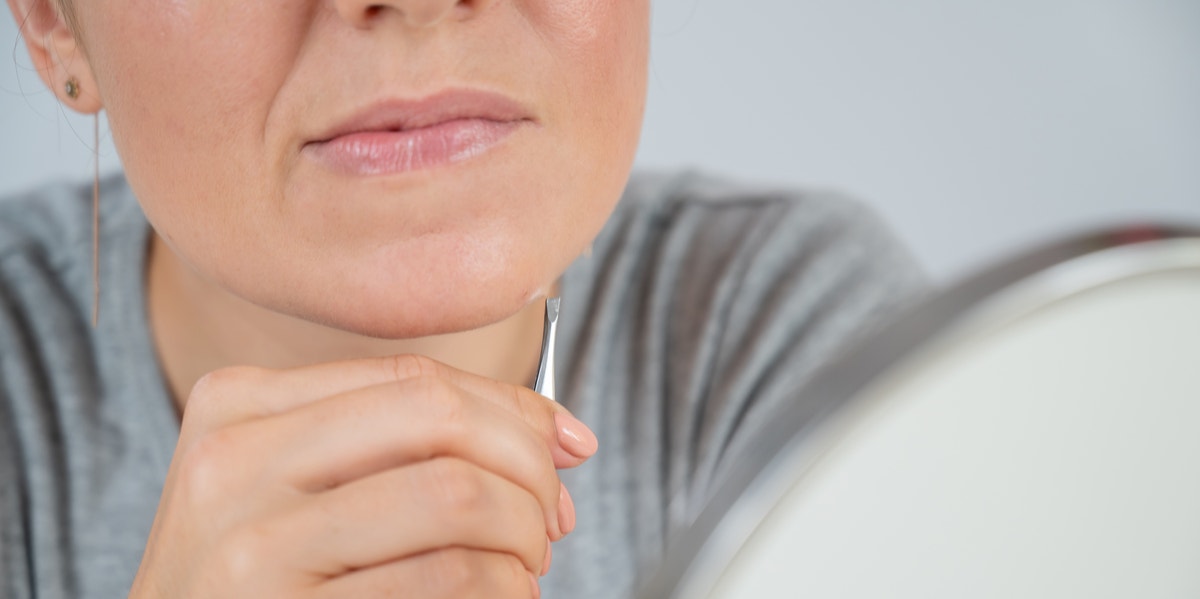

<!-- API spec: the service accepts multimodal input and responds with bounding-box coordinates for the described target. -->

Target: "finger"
[182,355,446,430]
[283,458,548,578]
[310,548,536,599]
[182,355,597,467]
[441,369,599,466]
[253,376,566,538]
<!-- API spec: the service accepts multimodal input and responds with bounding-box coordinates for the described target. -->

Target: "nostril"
[335,0,470,29]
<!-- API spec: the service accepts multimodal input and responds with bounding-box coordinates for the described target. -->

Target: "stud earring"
[65,77,80,100]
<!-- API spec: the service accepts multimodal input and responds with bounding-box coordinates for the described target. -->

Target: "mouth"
[303,89,535,176]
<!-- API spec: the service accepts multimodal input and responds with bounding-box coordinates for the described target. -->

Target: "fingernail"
[530,571,542,599]
[542,538,553,577]
[555,412,598,459]
[558,483,577,535]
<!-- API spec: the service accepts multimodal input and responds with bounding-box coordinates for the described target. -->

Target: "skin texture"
[7,0,650,596]
[39,0,649,340]
[129,356,599,598]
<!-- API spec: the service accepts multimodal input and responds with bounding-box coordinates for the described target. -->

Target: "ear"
[6,0,103,114]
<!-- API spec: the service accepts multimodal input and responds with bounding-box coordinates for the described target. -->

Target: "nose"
[333,0,471,29]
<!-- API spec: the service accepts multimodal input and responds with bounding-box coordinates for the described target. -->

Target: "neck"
[146,234,548,412]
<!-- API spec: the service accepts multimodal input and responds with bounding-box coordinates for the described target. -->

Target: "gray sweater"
[0,171,926,599]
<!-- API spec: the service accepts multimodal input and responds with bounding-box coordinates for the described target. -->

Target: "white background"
[2,0,1198,281]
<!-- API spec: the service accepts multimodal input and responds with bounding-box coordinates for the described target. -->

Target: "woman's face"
[68,0,649,337]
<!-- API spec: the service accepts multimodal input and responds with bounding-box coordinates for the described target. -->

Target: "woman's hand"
[128,354,596,599]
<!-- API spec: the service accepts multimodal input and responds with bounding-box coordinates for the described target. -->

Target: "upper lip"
[309,88,534,144]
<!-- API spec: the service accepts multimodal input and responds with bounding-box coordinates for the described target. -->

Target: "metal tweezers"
[532,297,560,401]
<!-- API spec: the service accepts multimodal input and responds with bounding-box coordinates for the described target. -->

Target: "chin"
[199,199,577,342]
[272,265,548,341]
[323,297,531,340]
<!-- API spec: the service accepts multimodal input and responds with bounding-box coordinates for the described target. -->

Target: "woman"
[0,1,925,597]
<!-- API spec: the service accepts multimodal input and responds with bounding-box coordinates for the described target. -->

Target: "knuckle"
[422,549,527,598]
[506,384,531,418]
[387,354,441,382]
[507,431,557,499]
[523,485,549,529]
[522,423,556,469]
[175,429,239,505]
[190,365,266,399]
[507,389,557,455]
[408,376,468,429]
[422,458,488,514]
[502,550,529,583]
[435,387,468,430]
[186,366,269,420]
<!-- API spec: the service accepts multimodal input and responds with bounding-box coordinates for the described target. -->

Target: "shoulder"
[606,169,921,281]
[571,169,930,521]
[0,173,138,268]
[595,169,928,322]
[0,172,144,400]
[0,174,143,316]
[0,173,148,396]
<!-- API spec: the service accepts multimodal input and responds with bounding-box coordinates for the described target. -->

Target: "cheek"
[524,0,649,159]
[545,0,650,216]
[534,0,650,85]
[83,0,300,238]
[538,1,614,46]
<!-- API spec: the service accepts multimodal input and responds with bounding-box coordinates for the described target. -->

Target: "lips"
[303,89,534,176]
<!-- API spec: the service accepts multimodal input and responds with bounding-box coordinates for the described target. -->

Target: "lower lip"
[304,118,524,176]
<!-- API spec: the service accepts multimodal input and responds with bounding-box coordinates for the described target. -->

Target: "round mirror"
[641,226,1200,599]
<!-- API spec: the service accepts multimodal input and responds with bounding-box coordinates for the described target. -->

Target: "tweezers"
[532,297,560,401]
